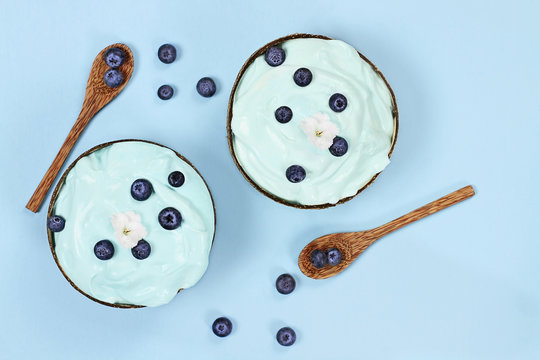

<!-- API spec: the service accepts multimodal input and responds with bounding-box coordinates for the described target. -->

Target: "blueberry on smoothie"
[293,68,312,87]
[158,207,182,230]
[94,240,114,260]
[131,179,153,201]
[329,93,347,112]
[286,165,306,183]
[131,239,151,260]
[265,46,286,66]
[47,215,65,232]
[168,171,185,187]
[329,136,348,157]
[275,106,293,123]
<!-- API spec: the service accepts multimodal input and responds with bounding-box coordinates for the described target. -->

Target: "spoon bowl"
[298,185,475,279]
[298,231,375,279]
[84,43,134,98]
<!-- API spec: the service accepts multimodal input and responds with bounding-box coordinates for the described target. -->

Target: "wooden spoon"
[298,185,475,279]
[26,43,134,213]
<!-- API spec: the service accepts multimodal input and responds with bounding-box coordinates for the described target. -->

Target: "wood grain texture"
[26,43,134,213]
[298,185,475,279]
[46,139,217,309]
[226,33,399,209]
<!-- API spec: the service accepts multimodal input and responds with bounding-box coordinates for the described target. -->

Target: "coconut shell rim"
[226,33,399,209]
[47,139,217,309]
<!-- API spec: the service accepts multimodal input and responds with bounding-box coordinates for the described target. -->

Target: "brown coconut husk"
[47,139,217,309]
[226,33,399,209]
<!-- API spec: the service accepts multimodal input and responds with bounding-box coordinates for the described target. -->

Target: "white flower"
[110,211,147,249]
[301,113,340,150]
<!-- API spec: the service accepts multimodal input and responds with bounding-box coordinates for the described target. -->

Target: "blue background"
[0,0,538,358]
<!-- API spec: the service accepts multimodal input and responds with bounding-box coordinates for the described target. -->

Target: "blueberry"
[157,85,174,100]
[168,171,185,187]
[47,215,65,232]
[276,274,296,295]
[329,93,348,112]
[276,327,296,346]
[275,106,293,124]
[196,77,216,97]
[264,46,286,66]
[104,69,124,88]
[326,248,343,266]
[104,47,125,68]
[310,249,328,269]
[286,165,306,183]
[131,179,153,201]
[293,68,312,87]
[158,207,182,230]
[158,44,177,64]
[131,239,151,260]
[329,136,348,157]
[212,317,232,337]
[94,240,114,260]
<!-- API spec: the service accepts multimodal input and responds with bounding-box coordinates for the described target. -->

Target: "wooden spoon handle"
[369,185,475,239]
[25,104,98,213]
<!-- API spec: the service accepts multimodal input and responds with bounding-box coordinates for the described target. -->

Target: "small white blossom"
[110,211,147,249]
[301,113,339,150]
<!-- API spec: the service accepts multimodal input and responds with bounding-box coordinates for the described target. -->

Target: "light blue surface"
[0,0,538,358]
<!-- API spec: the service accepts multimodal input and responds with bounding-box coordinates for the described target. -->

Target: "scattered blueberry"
[103,69,124,88]
[196,77,216,97]
[329,136,348,157]
[275,106,293,124]
[47,215,65,232]
[158,207,182,230]
[293,68,312,87]
[310,249,328,269]
[131,179,153,201]
[276,327,296,346]
[131,239,151,260]
[94,240,114,260]
[276,274,296,295]
[286,165,306,183]
[158,44,177,64]
[212,317,233,337]
[326,248,343,266]
[168,171,185,187]
[264,46,286,66]
[104,47,125,68]
[157,85,174,100]
[329,93,348,112]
